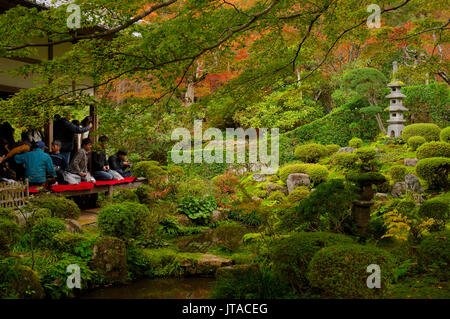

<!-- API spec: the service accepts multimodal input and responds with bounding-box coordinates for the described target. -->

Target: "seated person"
[50,140,68,184]
[14,141,56,186]
[92,136,119,181]
[70,138,95,182]
[108,150,131,177]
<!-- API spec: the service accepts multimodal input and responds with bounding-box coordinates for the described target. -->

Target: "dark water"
[81,277,216,299]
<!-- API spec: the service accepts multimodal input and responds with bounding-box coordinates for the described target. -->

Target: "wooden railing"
[0,179,29,208]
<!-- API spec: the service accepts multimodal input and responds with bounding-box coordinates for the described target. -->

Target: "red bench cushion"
[94,177,136,186]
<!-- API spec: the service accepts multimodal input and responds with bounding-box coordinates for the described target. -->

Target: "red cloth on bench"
[94,177,136,186]
[50,181,95,192]
[29,186,40,193]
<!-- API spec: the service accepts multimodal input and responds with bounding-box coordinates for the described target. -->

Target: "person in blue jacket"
[14,141,56,186]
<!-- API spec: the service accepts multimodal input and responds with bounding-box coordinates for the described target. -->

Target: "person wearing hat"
[14,141,56,186]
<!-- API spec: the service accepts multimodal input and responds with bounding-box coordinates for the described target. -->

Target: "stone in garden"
[196,254,232,275]
[209,210,228,223]
[337,147,355,153]
[176,213,192,227]
[404,173,423,193]
[236,167,247,175]
[266,183,287,196]
[249,162,263,172]
[252,173,266,182]
[65,219,83,233]
[251,196,262,201]
[404,158,419,167]
[261,166,276,175]
[374,193,389,201]
[286,173,311,194]
[90,236,128,284]
[391,182,407,197]
[216,264,259,279]
[412,193,425,205]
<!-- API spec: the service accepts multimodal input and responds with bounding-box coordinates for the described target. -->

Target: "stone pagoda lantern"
[386,61,408,137]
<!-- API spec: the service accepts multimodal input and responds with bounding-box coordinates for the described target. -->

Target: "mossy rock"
[3,265,44,299]
[90,236,128,284]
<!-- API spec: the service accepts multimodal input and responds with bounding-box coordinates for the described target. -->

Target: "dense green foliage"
[332,152,357,170]
[178,196,218,225]
[0,218,21,254]
[349,137,363,148]
[294,143,328,163]
[278,163,328,185]
[308,244,395,298]
[418,231,449,280]
[31,218,66,248]
[31,196,80,220]
[418,198,449,230]
[407,136,426,151]
[441,127,450,143]
[416,141,450,159]
[390,165,407,182]
[415,157,450,190]
[402,123,441,142]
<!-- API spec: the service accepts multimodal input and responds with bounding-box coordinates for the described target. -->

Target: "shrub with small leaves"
[294,143,328,163]
[132,161,167,183]
[31,195,80,219]
[418,231,449,280]
[348,137,363,148]
[51,232,90,254]
[415,157,450,190]
[0,217,21,254]
[355,147,377,162]
[279,163,329,185]
[326,144,341,155]
[287,186,310,203]
[407,136,426,151]
[332,152,357,169]
[31,217,65,248]
[440,126,450,143]
[267,190,286,202]
[308,244,395,298]
[418,197,449,231]
[390,165,407,182]
[402,123,441,142]
[416,141,450,159]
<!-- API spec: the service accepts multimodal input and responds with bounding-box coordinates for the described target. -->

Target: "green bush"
[349,137,363,148]
[332,152,357,169]
[294,143,328,163]
[441,126,450,143]
[402,123,441,142]
[280,179,358,232]
[270,232,354,291]
[0,218,21,254]
[390,165,407,182]
[308,244,396,298]
[418,231,449,280]
[31,217,65,248]
[287,186,310,203]
[0,260,44,299]
[267,190,286,202]
[178,196,217,225]
[418,197,449,231]
[113,189,139,203]
[51,232,90,254]
[132,161,167,182]
[416,141,450,159]
[135,185,157,205]
[326,144,341,155]
[213,221,247,252]
[167,165,185,179]
[213,265,294,299]
[30,196,80,220]
[415,157,450,190]
[407,136,426,151]
[98,202,157,243]
[0,208,15,220]
[355,147,377,162]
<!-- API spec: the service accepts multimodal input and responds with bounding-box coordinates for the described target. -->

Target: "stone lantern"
[386,62,408,137]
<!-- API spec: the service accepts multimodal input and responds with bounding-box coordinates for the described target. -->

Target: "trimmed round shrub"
[402,123,441,142]
[31,196,80,220]
[308,244,396,298]
[440,126,450,143]
[270,232,354,291]
[416,141,450,159]
[51,232,90,254]
[407,136,426,151]
[349,137,363,148]
[418,231,449,280]
[355,147,377,162]
[333,152,357,169]
[267,190,286,202]
[389,165,407,182]
[0,263,44,299]
[132,161,167,182]
[0,218,21,254]
[31,217,65,248]
[294,143,328,163]
[418,197,449,230]
[415,157,450,190]
[279,163,329,184]
[326,144,341,155]
[98,202,157,242]
[347,171,386,187]
[287,186,310,203]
